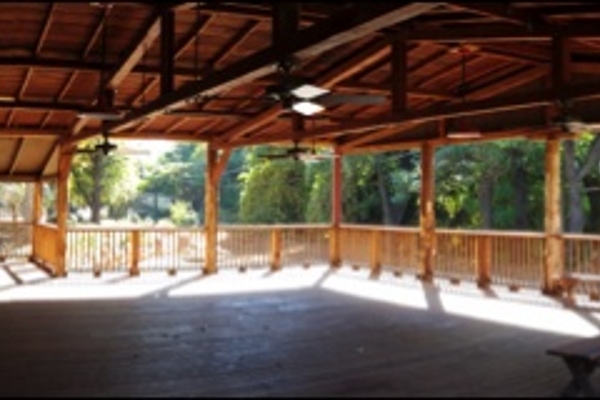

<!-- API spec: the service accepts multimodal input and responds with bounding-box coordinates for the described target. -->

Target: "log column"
[55,144,73,277]
[419,141,435,281]
[544,135,563,293]
[203,145,230,275]
[330,145,342,267]
[30,181,43,262]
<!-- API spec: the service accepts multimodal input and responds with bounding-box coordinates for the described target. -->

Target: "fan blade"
[316,93,387,107]
[258,153,292,159]
[74,148,98,154]
[77,109,124,121]
[113,148,151,156]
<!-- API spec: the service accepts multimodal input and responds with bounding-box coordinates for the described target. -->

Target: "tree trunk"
[375,156,393,225]
[563,139,584,232]
[478,176,493,229]
[511,156,529,229]
[584,174,600,232]
[91,152,103,224]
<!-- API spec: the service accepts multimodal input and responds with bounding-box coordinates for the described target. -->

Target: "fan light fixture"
[292,100,324,116]
[446,44,481,140]
[291,84,329,100]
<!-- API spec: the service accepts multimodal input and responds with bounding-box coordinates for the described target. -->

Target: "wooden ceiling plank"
[17,69,33,100]
[101,2,442,138]
[165,117,189,133]
[8,139,25,176]
[35,3,56,55]
[210,20,260,70]
[40,142,59,178]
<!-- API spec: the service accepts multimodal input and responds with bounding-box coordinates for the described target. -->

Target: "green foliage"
[306,161,331,223]
[69,141,140,222]
[238,147,307,223]
[170,200,196,226]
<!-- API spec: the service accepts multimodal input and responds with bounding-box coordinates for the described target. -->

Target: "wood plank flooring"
[0,263,598,397]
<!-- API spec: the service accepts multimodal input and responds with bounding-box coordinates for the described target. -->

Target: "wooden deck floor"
[1,262,599,397]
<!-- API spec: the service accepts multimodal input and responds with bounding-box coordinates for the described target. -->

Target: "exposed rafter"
[100,3,442,138]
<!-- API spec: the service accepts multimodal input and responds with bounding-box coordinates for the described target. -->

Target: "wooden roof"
[2,2,600,180]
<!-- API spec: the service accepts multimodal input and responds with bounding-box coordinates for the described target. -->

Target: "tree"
[69,140,140,223]
[563,134,600,232]
[239,147,307,223]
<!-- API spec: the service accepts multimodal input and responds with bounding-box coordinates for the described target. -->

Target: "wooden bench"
[547,336,600,397]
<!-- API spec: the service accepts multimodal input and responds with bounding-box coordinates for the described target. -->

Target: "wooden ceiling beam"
[232,79,600,146]
[335,80,458,101]
[448,2,529,26]
[129,15,213,106]
[0,174,39,183]
[405,23,600,43]
[102,3,441,138]
[0,100,86,113]
[106,8,162,89]
[0,129,62,139]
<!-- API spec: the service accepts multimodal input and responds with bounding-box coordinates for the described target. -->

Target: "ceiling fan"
[258,138,338,162]
[258,140,311,161]
[71,122,149,156]
[169,55,388,118]
[446,44,481,140]
[552,99,600,134]
[77,3,124,121]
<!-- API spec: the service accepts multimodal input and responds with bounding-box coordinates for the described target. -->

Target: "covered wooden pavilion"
[2,2,600,395]
[3,2,600,291]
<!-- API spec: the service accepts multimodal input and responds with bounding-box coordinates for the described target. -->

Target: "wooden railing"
[435,230,545,289]
[66,227,205,275]
[56,224,600,302]
[31,223,57,269]
[0,221,32,260]
[339,225,420,276]
[563,234,600,299]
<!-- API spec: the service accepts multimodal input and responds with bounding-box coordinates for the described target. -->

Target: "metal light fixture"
[447,44,481,140]
[292,100,325,116]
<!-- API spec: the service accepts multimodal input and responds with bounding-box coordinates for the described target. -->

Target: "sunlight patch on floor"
[438,289,600,337]
[319,268,429,310]
[167,266,330,297]
[0,271,199,302]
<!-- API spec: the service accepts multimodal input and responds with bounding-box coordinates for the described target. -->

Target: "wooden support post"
[204,145,218,275]
[55,144,73,277]
[391,28,407,115]
[544,135,563,293]
[476,235,492,288]
[30,181,43,262]
[270,228,282,271]
[330,146,342,267]
[370,230,382,278]
[160,7,175,96]
[203,145,230,275]
[129,230,140,276]
[419,142,435,281]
